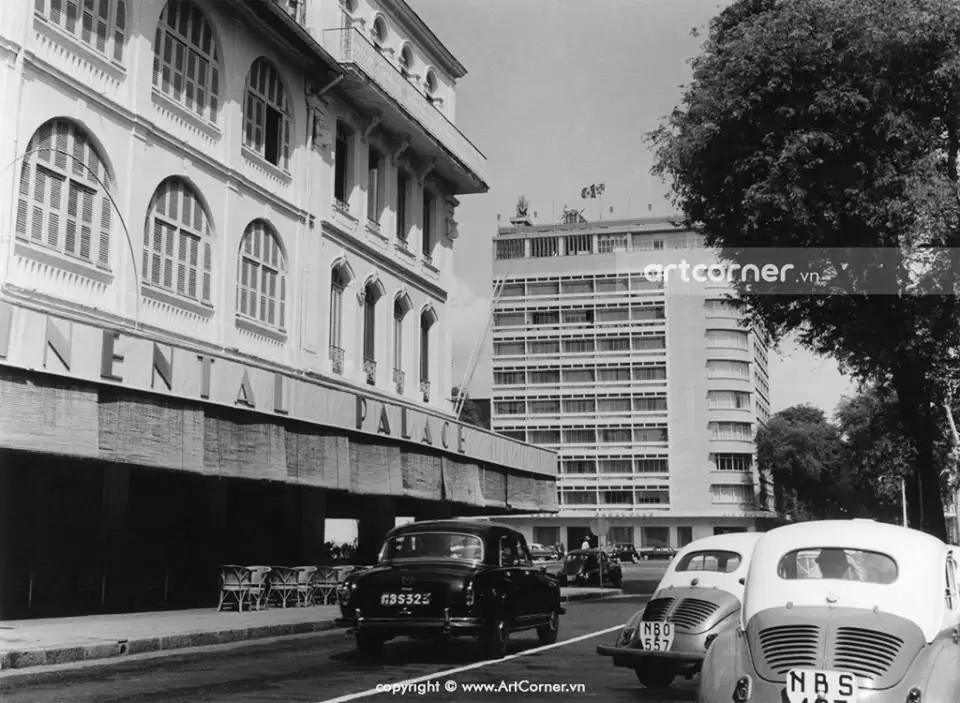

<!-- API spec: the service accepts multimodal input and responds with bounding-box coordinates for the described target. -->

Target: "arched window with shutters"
[393,292,413,394]
[16,119,114,269]
[419,305,437,401]
[153,0,221,122]
[243,58,292,169]
[237,220,287,331]
[36,0,128,63]
[142,177,213,306]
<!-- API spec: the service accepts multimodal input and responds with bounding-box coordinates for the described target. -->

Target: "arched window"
[238,220,287,330]
[371,16,386,46]
[362,277,385,385]
[424,70,438,101]
[243,58,292,169]
[329,262,352,373]
[420,306,437,400]
[393,293,413,393]
[399,45,413,76]
[36,0,128,62]
[16,119,113,268]
[153,0,221,122]
[143,177,213,305]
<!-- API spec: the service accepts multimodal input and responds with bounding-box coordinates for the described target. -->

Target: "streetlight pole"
[900,477,908,528]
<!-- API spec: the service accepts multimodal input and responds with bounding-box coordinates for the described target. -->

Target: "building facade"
[0,0,557,619]
[489,212,778,551]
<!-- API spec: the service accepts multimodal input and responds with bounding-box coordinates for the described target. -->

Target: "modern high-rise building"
[489,207,779,551]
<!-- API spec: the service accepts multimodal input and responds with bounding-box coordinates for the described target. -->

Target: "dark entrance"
[713,526,748,535]
[567,526,596,549]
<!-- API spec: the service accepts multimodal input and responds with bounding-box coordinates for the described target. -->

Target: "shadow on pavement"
[329,635,547,666]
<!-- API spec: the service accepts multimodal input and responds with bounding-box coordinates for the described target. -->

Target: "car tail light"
[704,634,717,650]
[464,579,475,607]
[906,688,921,703]
[733,675,752,702]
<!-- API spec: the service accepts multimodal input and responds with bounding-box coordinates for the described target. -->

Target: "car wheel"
[481,611,510,659]
[635,667,675,688]
[536,610,560,645]
[355,632,384,659]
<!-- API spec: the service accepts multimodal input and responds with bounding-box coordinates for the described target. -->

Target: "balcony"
[329,345,344,375]
[393,368,405,394]
[322,27,488,194]
[363,358,377,385]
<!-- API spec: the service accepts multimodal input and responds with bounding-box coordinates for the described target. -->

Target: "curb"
[560,589,623,602]
[0,619,340,672]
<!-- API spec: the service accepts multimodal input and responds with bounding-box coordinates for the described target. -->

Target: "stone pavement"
[0,586,622,673]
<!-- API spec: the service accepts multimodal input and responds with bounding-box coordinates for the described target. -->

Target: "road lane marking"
[315,624,623,703]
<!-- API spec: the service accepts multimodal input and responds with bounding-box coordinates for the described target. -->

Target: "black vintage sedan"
[335,519,565,659]
[557,548,623,588]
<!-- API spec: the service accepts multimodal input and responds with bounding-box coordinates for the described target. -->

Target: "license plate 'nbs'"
[785,669,858,703]
[380,592,431,606]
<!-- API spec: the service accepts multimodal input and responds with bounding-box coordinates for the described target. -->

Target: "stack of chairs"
[218,564,371,610]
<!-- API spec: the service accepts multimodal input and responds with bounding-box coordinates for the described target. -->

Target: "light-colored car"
[697,519,960,703]
[596,531,763,688]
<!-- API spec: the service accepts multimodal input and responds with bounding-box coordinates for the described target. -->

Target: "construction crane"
[453,274,509,419]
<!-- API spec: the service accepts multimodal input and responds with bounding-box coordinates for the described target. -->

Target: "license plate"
[785,669,858,703]
[638,621,674,651]
[380,592,431,606]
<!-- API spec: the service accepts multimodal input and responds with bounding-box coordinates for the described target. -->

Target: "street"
[1,591,698,703]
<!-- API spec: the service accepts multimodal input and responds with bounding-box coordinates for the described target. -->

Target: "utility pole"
[900,478,908,528]
[943,402,960,543]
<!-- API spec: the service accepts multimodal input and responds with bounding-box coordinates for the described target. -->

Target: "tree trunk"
[892,364,948,540]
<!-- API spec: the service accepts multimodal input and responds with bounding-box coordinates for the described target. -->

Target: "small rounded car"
[638,542,678,560]
[334,519,565,660]
[557,548,623,587]
[697,519,960,703]
[596,531,762,688]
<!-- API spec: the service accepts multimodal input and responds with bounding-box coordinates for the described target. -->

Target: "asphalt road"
[1,581,699,703]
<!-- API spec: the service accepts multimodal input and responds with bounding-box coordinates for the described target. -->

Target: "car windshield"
[379,532,484,563]
[777,547,898,583]
[675,549,742,573]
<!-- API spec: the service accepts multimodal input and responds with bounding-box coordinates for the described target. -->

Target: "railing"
[275,0,305,25]
[322,27,487,181]
[393,368,405,394]
[420,379,431,402]
[363,357,377,385]
[329,345,344,375]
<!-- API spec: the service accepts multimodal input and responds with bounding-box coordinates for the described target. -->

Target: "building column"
[99,464,130,611]
[357,496,396,564]
[300,488,327,564]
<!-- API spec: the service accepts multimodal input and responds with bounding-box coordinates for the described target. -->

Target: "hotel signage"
[0,302,553,475]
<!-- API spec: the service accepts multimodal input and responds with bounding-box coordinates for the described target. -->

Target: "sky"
[404,0,859,418]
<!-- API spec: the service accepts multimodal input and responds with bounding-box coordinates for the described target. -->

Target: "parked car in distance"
[528,543,560,562]
[611,543,640,563]
[335,519,565,660]
[638,543,677,560]
[697,519,960,703]
[596,531,762,689]
[558,548,623,588]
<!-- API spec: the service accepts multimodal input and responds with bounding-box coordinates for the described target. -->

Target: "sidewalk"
[0,586,623,673]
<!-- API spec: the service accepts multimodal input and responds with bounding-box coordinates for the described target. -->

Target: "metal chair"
[268,566,300,608]
[293,566,317,606]
[313,566,339,605]
[217,565,252,612]
[246,566,272,610]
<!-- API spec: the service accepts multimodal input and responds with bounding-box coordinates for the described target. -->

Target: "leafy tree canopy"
[651,0,960,537]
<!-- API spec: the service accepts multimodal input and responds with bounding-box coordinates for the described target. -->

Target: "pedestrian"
[581,537,590,550]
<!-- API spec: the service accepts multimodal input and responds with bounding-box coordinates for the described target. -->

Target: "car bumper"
[335,614,487,636]
[596,644,704,668]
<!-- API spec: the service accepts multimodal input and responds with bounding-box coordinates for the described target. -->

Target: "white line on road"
[315,624,623,703]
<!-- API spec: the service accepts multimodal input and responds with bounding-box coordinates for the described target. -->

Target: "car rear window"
[380,532,484,562]
[777,548,898,583]
[675,550,741,573]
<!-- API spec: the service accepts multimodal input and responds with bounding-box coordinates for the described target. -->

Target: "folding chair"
[293,566,317,607]
[217,565,252,612]
[268,566,300,608]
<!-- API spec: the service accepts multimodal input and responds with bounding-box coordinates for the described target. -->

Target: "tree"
[756,404,846,520]
[450,386,486,428]
[650,0,960,538]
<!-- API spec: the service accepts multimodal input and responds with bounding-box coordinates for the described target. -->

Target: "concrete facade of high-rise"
[489,211,779,550]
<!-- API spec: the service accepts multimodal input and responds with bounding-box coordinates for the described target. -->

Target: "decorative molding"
[392,136,410,164]
[362,114,382,143]
[416,159,436,185]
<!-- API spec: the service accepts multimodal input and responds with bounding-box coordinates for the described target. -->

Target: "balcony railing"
[329,345,344,375]
[275,0,305,25]
[323,27,486,181]
[420,379,431,402]
[363,357,377,385]
[393,368,405,394]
